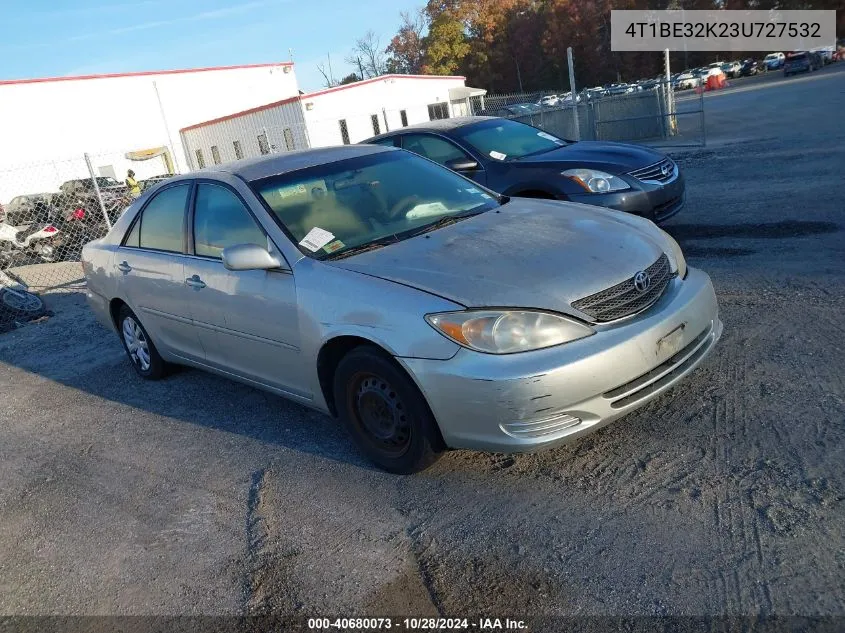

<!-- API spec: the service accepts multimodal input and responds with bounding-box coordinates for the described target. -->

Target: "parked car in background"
[783,51,818,76]
[559,91,581,104]
[739,59,759,76]
[605,83,634,96]
[811,46,835,64]
[2,193,56,226]
[538,94,559,107]
[81,145,720,473]
[138,174,174,192]
[364,116,686,223]
[764,52,785,70]
[675,72,701,90]
[721,61,742,78]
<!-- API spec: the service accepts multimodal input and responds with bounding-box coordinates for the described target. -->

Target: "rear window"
[787,53,807,60]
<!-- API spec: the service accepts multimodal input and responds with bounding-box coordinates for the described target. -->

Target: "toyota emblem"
[633,271,651,293]
[661,162,672,177]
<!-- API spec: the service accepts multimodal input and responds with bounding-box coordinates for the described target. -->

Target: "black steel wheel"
[333,346,444,474]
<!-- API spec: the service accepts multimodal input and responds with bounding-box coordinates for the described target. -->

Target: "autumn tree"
[386,10,427,74]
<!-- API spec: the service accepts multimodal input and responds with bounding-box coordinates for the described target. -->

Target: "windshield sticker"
[323,239,345,254]
[406,201,449,220]
[489,151,507,161]
[299,227,335,252]
[537,131,564,144]
[277,183,307,199]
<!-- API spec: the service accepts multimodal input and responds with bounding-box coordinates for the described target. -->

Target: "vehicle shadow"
[0,292,376,471]
[663,220,840,259]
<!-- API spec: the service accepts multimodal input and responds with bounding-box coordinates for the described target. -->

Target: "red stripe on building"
[0,62,294,86]
[180,95,303,132]
[178,74,467,132]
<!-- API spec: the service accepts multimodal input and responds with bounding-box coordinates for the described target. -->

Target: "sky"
[0,0,421,91]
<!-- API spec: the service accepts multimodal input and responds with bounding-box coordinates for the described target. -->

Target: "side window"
[401,134,471,166]
[137,184,190,252]
[193,183,266,259]
[124,216,141,247]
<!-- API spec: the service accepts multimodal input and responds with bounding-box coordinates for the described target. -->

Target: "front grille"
[628,158,676,184]
[571,254,673,323]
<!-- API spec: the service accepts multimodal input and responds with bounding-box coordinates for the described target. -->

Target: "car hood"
[513,140,666,174]
[328,199,666,316]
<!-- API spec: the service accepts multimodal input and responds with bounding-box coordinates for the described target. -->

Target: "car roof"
[190,144,393,181]
[365,116,497,142]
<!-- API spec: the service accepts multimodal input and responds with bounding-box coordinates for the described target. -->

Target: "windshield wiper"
[323,235,398,260]
[405,209,486,239]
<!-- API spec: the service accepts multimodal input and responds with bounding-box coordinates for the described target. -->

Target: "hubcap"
[122,316,151,371]
[351,373,411,455]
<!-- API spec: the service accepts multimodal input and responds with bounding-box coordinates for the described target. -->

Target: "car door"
[399,133,487,186]
[115,182,205,361]
[182,181,307,397]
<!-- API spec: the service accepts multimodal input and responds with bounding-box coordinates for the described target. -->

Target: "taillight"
[72,208,86,220]
[43,225,58,233]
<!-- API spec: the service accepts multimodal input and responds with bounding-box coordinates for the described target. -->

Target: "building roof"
[179,74,467,133]
[0,61,294,86]
[197,144,391,181]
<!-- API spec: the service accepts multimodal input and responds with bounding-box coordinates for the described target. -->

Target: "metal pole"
[700,86,706,147]
[515,57,524,93]
[153,81,181,173]
[567,47,580,141]
[84,153,111,230]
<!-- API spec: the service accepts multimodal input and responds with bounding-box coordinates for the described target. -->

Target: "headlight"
[659,229,687,279]
[426,310,593,354]
[562,168,630,193]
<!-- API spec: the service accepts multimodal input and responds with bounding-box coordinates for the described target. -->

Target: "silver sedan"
[82,145,722,473]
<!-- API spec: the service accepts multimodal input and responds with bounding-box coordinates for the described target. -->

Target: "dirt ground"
[1,64,843,630]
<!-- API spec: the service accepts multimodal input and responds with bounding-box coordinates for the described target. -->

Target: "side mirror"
[221,243,282,271]
[445,158,480,172]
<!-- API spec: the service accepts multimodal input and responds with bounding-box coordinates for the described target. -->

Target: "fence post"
[567,47,580,141]
[84,153,111,231]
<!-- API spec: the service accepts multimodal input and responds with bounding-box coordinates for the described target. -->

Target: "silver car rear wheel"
[122,315,151,372]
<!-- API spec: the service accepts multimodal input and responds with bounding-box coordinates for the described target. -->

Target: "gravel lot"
[1,64,844,629]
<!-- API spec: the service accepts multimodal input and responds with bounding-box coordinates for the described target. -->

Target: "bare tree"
[345,30,387,79]
[316,61,338,88]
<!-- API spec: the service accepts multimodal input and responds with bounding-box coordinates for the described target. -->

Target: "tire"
[0,288,45,317]
[333,346,444,474]
[118,304,167,380]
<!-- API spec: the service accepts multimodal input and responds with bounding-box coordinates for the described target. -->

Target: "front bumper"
[566,170,685,223]
[399,267,721,453]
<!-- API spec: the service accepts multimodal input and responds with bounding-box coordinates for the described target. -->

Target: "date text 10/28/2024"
[308,617,528,630]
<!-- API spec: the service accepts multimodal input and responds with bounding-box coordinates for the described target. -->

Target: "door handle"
[117,261,131,273]
[185,274,206,290]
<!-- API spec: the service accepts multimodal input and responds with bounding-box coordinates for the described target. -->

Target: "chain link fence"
[0,148,177,333]
[482,79,705,148]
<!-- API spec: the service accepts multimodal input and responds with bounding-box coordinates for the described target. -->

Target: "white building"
[179,74,487,169]
[0,62,298,202]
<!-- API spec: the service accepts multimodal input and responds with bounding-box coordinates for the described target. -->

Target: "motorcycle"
[0,221,62,266]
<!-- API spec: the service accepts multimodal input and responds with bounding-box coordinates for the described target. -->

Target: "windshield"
[252,150,499,260]
[454,119,568,161]
[765,54,779,61]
